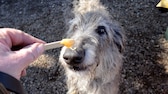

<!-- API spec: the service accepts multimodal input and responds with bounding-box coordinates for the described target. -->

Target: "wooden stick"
[44,41,63,51]
[44,39,75,51]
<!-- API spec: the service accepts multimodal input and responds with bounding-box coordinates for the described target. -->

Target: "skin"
[0,28,45,80]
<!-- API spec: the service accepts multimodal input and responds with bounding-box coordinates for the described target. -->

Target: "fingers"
[15,43,44,68]
[0,28,46,80]
[0,28,45,47]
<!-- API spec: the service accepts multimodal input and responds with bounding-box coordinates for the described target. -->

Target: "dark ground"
[0,0,168,94]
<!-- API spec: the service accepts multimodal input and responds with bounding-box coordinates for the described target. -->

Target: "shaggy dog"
[59,0,125,94]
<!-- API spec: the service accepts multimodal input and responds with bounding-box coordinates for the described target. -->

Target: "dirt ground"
[0,0,168,94]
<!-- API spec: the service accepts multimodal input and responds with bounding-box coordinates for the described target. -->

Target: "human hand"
[0,28,45,80]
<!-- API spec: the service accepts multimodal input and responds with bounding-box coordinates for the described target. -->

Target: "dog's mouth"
[69,65,87,71]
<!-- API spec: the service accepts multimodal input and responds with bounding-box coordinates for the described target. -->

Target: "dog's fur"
[59,0,125,94]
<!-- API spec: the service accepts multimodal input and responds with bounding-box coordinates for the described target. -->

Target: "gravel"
[0,0,168,94]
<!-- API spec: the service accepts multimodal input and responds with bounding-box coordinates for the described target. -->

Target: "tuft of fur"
[59,0,125,94]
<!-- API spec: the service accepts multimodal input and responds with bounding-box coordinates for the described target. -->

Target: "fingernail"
[37,44,44,55]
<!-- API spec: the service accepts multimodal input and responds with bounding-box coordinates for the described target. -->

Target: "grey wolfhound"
[59,0,125,94]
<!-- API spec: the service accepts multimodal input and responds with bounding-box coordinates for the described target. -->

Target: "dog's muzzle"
[63,48,86,71]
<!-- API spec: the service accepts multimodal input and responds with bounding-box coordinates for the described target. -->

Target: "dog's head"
[59,12,125,73]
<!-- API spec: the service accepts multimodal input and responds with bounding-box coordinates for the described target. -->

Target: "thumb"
[15,43,44,68]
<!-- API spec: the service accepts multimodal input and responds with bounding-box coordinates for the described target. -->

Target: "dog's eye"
[73,24,78,31]
[96,26,106,35]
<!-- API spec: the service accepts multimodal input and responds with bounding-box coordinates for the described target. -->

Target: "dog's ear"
[110,23,125,53]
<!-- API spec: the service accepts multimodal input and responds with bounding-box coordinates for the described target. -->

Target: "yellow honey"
[156,0,168,9]
[60,39,75,48]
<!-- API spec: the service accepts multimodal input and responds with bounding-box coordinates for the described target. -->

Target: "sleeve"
[0,72,26,94]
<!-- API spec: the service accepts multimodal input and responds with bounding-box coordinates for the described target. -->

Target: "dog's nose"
[63,48,85,65]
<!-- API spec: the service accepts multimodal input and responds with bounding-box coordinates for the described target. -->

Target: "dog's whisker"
[70,47,76,50]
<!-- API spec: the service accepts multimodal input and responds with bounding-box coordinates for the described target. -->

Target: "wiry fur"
[59,0,125,94]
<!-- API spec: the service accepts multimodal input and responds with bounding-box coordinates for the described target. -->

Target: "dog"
[59,0,125,94]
